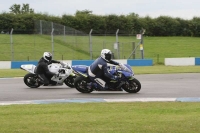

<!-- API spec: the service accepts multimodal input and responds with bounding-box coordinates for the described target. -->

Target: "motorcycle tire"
[122,78,141,93]
[64,76,75,88]
[24,73,41,88]
[74,76,93,93]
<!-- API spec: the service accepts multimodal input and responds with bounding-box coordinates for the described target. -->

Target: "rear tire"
[74,76,93,93]
[24,73,41,88]
[122,78,141,93]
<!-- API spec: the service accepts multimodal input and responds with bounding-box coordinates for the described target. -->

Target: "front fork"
[118,76,135,89]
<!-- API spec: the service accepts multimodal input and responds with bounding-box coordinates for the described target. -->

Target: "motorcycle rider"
[35,52,64,86]
[87,49,125,90]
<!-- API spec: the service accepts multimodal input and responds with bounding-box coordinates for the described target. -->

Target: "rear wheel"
[24,73,41,88]
[122,78,141,93]
[74,76,93,93]
[64,76,75,88]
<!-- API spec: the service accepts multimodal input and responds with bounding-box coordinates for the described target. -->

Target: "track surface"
[0,73,199,101]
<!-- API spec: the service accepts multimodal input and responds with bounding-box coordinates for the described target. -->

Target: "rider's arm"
[103,64,116,80]
[109,60,119,65]
[51,60,60,63]
[109,60,125,69]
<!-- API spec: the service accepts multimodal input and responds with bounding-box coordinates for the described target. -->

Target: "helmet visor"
[105,52,112,61]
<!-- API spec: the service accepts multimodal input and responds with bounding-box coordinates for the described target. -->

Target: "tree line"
[0,4,200,36]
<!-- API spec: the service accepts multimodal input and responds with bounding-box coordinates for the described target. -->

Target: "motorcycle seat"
[83,66,88,73]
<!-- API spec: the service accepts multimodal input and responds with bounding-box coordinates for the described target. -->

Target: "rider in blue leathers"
[87,49,125,90]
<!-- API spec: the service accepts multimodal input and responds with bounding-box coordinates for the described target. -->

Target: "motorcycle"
[20,62,76,88]
[72,64,141,93]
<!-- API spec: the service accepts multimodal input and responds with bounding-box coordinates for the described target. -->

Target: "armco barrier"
[0,59,153,69]
[11,61,38,69]
[127,59,153,66]
[72,60,94,66]
[71,59,153,66]
[195,57,200,65]
[4,57,200,68]
[165,57,200,66]
[0,61,11,69]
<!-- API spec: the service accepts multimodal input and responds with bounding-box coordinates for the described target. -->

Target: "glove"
[60,62,65,66]
[66,63,71,69]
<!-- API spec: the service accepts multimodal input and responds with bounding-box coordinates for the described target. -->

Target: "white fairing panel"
[48,63,62,74]
[21,64,36,74]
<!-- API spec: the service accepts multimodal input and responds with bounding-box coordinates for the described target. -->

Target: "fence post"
[116,29,119,42]
[51,27,54,58]
[116,29,120,59]
[89,29,93,60]
[128,41,140,59]
[64,26,66,43]
[10,28,14,61]
[140,29,145,59]
[40,20,42,35]
[132,42,135,59]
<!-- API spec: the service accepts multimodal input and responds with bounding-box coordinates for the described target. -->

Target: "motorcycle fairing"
[72,65,88,77]
[20,64,36,74]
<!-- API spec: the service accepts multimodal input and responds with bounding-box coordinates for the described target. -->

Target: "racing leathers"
[35,57,60,85]
[88,56,120,90]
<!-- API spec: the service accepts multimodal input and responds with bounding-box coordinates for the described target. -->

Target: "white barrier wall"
[0,61,11,69]
[165,57,195,66]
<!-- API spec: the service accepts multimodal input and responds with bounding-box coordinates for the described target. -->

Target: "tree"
[75,10,92,15]
[9,3,34,14]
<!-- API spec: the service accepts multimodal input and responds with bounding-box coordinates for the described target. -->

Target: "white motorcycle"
[20,62,76,88]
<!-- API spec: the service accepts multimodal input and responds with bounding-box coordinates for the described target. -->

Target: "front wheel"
[64,76,75,88]
[24,73,41,88]
[122,78,141,93]
[74,76,93,93]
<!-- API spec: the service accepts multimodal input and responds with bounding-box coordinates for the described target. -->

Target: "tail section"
[20,64,36,74]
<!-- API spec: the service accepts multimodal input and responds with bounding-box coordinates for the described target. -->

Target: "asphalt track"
[0,73,200,104]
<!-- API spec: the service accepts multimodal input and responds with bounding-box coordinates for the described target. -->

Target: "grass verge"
[0,102,199,133]
[0,65,200,78]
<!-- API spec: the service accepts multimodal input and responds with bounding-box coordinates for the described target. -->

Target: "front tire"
[64,76,75,88]
[74,76,93,93]
[122,78,141,93]
[24,73,41,88]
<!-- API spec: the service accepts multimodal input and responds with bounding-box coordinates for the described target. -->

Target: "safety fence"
[0,20,142,61]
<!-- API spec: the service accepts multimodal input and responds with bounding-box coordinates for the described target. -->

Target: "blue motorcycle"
[72,64,141,93]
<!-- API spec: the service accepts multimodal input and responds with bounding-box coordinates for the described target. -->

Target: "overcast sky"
[0,0,200,20]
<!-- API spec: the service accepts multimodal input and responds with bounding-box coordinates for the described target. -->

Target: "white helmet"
[43,52,52,62]
[101,49,112,61]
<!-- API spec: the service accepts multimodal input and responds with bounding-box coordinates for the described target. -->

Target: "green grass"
[0,102,199,133]
[144,37,200,64]
[1,34,200,64]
